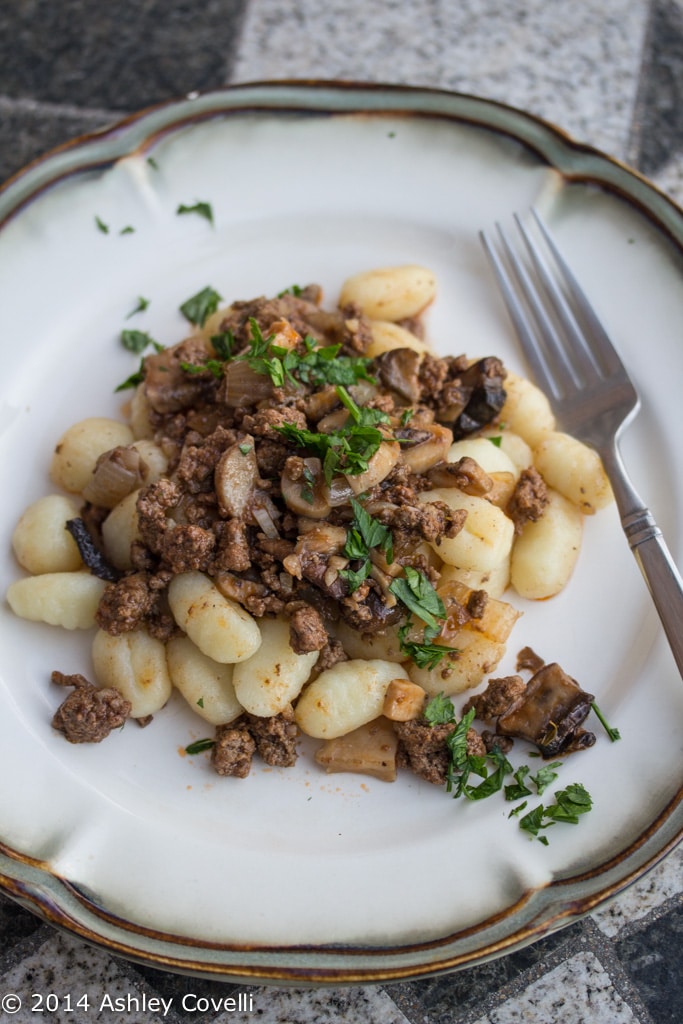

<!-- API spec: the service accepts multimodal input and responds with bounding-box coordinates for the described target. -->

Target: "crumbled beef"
[506,467,549,534]
[136,478,181,552]
[376,500,467,545]
[395,719,454,784]
[247,708,299,767]
[240,406,308,439]
[51,671,131,743]
[213,519,252,572]
[466,589,488,619]
[463,675,528,723]
[144,336,219,414]
[395,717,487,785]
[96,571,155,634]
[211,719,256,778]
[516,646,545,673]
[339,303,373,354]
[317,639,348,670]
[158,524,216,573]
[175,426,237,493]
[287,601,329,653]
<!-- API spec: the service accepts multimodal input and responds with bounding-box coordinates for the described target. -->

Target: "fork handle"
[603,446,683,679]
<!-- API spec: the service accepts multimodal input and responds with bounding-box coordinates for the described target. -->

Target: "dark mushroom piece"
[496,662,596,758]
[450,357,507,440]
[375,347,423,404]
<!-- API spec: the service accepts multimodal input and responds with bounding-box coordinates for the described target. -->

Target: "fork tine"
[479,228,557,396]
[513,213,602,384]
[530,208,624,378]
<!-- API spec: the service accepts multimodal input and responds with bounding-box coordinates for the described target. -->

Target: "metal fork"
[481,209,683,678]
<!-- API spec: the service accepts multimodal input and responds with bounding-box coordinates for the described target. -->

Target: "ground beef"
[516,645,545,673]
[136,478,181,552]
[287,601,328,653]
[377,500,467,545]
[316,639,348,671]
[240,406,308,439]
[506,466,549,534]
[95,572,155,634]
[466,589,488,619]
[211,719,256,778]
[175,425,237,493]
[394,719,455,785]
[51,671,131,743]
[247,709,299,767]
[463,675,527,723]
[213,519,252,572]
[158,523,216,573]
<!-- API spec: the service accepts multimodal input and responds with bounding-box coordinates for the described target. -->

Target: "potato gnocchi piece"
[6,571,105,629]
[339,265,437,321]
[50,417,134,493]
[533,431,613,514]
[232,616,319,718]
[12,494,82,574]
[510,487,583,599]
[498,372,556,446]
[365,320,430,357]
[168,571,262,663]
[167,636,243,725]
[92,628,172,719]
[332,619,406,663]
[408,630,506,697]
[295,659,411,739]
[420,487,515,572]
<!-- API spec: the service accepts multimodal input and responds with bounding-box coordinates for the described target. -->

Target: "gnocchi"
[4,262,613,788]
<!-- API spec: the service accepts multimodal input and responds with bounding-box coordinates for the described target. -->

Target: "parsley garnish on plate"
[176,200,214,227]
[185,738,215,755]
[421,693,594,844]
[95,215,109,234]
[180,286,222,327]
[120,328,159,354]
[125,296,150,319]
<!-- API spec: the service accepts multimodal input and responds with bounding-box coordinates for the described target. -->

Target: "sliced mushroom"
[398,423,453,474]
[214,435,259,518]
[497,662,596,757]
[375,347,423,403]
[280,457,331,518]
[346,440,401,495]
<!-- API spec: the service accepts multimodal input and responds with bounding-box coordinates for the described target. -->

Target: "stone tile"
[0,930,154,1024]
[231,0,650,157]
[214,987,411,1024]
[592,844,683,938]
[0,0,249,111]
[484,952,637,1023]
[0,893,44,955]
[616,902,683,1024]
[629,0,683,175]
[0,97,115,185]
[386,922,587,1023]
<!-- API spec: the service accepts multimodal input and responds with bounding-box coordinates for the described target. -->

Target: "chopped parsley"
[240,323,375,391]
[95,215,109,234]
[176,200,214,226]
[179,358,224,379]
[518,783,593,845]
[591,701,621,742]
[120,328,158,354]
[125,296,150,319]
[185,738,215,755]
[274,386,388,484]
[389,566,445,634]
[114,359,145,392]
[278,284,303,297]
[421,693,593,844]
[180,286,222,327]
[119,225,135,235]
[338,498,393,593]
[210,331,236,360]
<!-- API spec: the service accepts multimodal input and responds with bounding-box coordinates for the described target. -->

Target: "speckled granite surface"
[2,2,683,1023]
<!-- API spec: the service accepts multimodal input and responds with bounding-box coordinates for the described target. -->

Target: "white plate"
[2,82,683,983]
